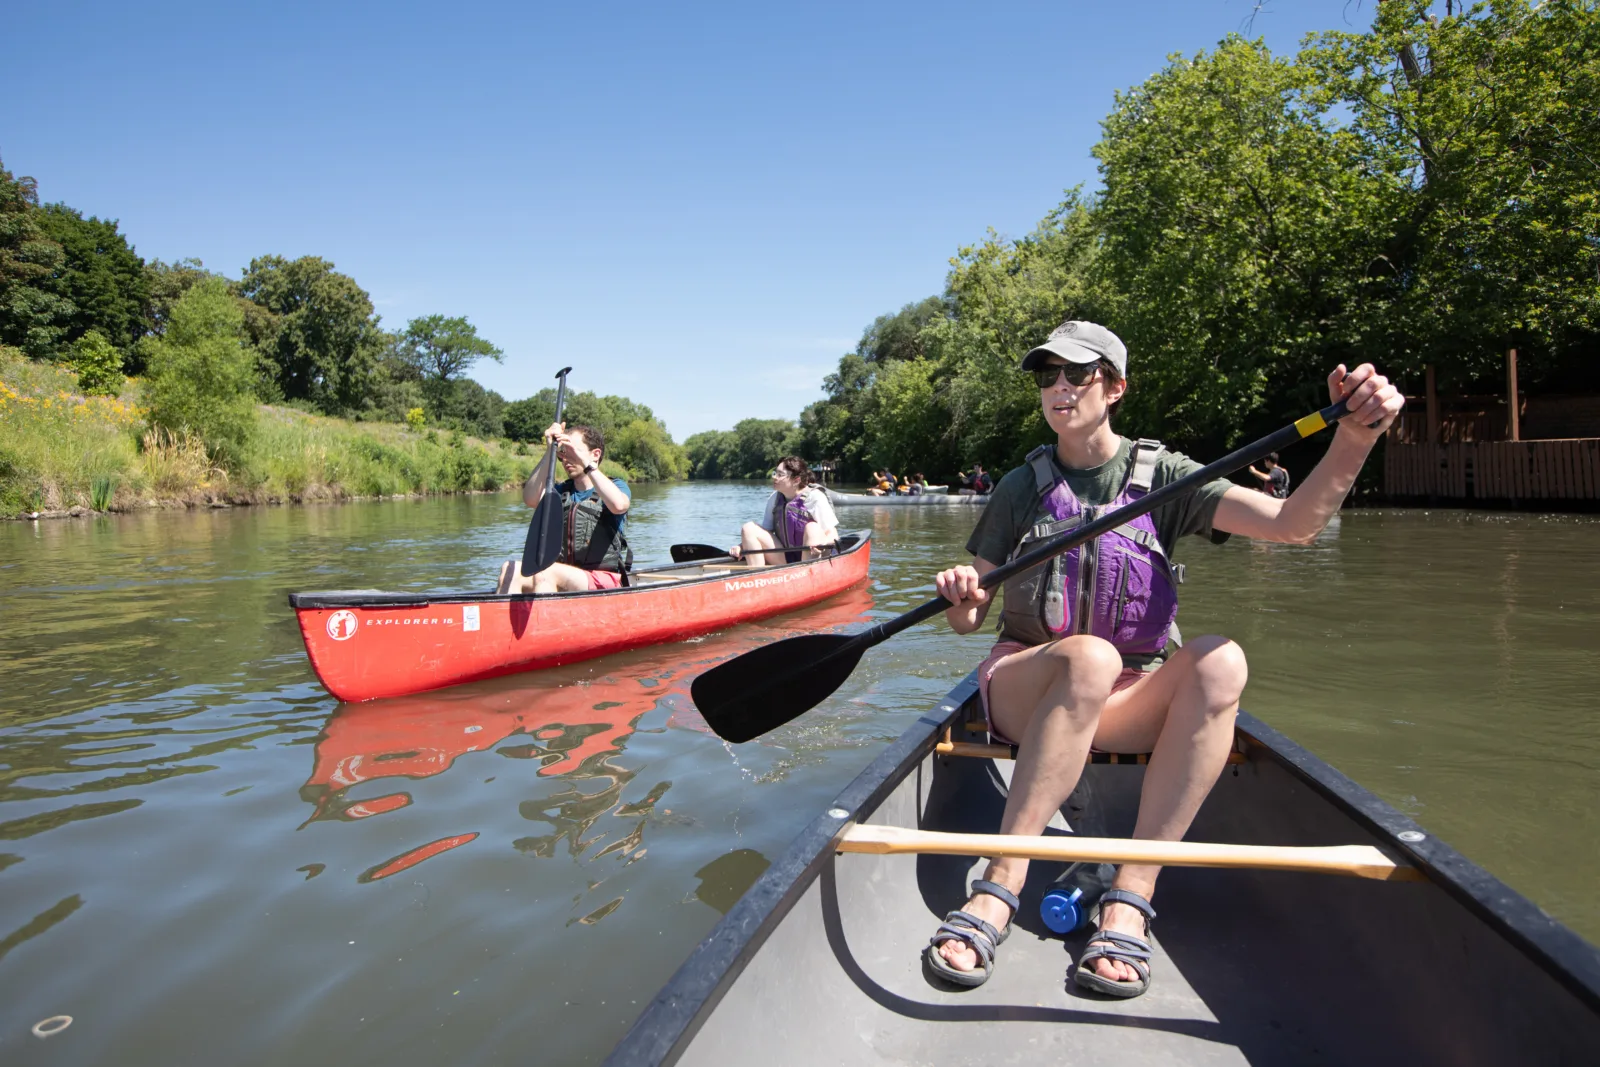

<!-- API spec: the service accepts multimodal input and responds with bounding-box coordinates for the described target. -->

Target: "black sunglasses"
[1032,361,1105,389]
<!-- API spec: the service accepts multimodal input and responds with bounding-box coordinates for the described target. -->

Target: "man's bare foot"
[496,561,516,594]
[1087,898,1150,984]
[934,882,1019,973]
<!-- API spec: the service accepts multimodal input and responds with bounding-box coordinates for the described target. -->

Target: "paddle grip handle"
[861,398,1352,648]
[551,367,572,433]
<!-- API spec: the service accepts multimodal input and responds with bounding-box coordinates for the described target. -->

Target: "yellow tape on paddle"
[1294,411,1328,437]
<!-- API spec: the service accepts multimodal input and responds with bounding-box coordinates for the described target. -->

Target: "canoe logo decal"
[326,610,360,641]
[723,573,803,592]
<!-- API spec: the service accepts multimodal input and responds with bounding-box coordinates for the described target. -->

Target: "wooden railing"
[1385,439,1600,500]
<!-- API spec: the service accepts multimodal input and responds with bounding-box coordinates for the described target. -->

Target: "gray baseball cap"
[1021,320,1127,378]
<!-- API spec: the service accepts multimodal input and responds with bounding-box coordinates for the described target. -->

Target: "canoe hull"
[290,532,871,702]
[608,677,1600,1066]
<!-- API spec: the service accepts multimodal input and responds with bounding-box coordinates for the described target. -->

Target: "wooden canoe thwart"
[289,530,871,702]
[606,676,1600,1067]
[837,825,1425,882]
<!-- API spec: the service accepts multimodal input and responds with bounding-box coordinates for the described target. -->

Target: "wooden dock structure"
[1383,353,1600,503]
[1385,439,1600,501]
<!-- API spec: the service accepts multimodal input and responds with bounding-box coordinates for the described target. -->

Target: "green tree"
[37,204,148,360]
[399,314,503,383]
[144,259,218,336]
[923,194,1104,468]
[502,393,554,443]
[236,255,385,414]
[503,386,688,479]
[1303,0,1600,394]
[1092,36,1384,451]
[69,329,124,396]
[856,296,948,363]
[683,429,735,478]
[142,277,258,465]
[611,418,689,480]
[436,378,506,438]
[0,157,73,359]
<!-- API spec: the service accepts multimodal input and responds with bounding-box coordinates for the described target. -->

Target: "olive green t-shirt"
[965,439,1235,655]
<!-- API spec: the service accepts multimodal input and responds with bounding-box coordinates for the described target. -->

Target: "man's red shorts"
[584,569,624,590]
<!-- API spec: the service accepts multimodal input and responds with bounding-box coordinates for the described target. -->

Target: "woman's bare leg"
[1077,635,1248,983]
[800,520,833,560]
[935,635,1122,972]
[740,522,778,568]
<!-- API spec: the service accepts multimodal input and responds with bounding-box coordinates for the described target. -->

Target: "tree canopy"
[37,204,148,358]
[399,314,504,383]
[768,0,1600,483]
[0,157,72,359]
[236,255,386,415]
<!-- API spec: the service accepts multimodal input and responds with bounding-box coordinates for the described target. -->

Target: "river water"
[2,483,1597,1065]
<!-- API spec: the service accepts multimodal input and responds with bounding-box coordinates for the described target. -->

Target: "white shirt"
[760,486,838,539]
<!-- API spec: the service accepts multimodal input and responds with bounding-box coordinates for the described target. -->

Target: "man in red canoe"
[928,320,1402,999]
[497,422,632,594]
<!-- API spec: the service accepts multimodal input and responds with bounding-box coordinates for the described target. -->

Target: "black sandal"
[924,879,1020,988]
[1073,888,1157,998]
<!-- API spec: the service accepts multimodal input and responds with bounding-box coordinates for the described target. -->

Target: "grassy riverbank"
[0,351,542,518]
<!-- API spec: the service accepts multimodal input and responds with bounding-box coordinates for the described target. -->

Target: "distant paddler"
[731,456,839,567]
[498,422,633,593]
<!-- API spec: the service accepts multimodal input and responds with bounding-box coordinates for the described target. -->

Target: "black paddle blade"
[670,543,729,564]
[520,490,564,574]
[692,633,866,743]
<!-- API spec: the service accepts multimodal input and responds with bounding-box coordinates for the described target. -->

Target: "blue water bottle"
[1040,862,1115,934]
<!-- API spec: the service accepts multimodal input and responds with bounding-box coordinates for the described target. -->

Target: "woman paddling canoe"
[732,456,840,567]
[929,320,1403,997]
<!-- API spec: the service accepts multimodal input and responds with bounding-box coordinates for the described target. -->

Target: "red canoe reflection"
[301,587,875,824]
[359,832,480,882]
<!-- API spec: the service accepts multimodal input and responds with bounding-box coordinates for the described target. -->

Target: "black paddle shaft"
[519,366,575,574]
[853,397,1353,649]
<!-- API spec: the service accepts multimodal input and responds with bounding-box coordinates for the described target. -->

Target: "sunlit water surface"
[2,485,1597,1064]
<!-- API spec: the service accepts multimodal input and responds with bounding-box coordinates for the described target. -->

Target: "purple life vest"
[999,440,1181,658]
[770,491,814,549]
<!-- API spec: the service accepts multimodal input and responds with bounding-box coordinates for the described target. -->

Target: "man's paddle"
[692,397,1356,743]
[519,366,573,576]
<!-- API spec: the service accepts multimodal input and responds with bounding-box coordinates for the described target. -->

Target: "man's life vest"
[1269,466,1291,499]
[999,440,1182,659]
[562,486,632,574]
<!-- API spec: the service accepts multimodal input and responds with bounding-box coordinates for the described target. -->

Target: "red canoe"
[289,530,873,702]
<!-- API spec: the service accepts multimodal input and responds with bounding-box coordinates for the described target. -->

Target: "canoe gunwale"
[287,529,871,610]
[605,676,1600,1066]
[1236,712,1600,1014]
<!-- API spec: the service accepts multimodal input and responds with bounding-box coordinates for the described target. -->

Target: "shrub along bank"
[0,349,548,518]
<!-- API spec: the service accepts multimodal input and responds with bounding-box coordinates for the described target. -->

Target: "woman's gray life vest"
[999,440,1182,661]
[562,487,632,574]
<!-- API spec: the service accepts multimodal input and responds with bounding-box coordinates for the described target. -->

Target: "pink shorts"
[976,640,1147,746]
[585,569,625,590]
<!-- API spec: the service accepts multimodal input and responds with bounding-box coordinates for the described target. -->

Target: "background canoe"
[826,489,988,506]
[290,531,872,702]
[607,675,1600,1066]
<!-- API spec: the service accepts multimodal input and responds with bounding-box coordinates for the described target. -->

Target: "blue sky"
[4,0,1377,438]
